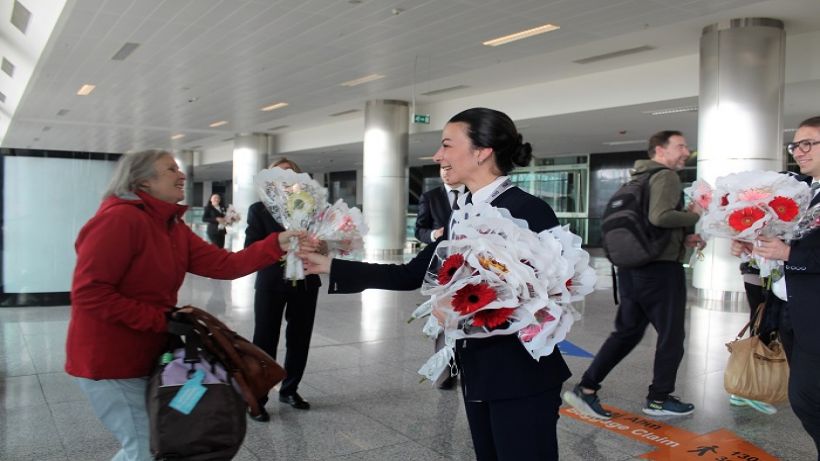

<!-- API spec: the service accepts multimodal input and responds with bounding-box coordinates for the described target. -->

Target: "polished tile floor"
[0,254,814,460]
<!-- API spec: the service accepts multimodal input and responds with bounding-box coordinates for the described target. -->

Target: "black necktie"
[812,182,820,195]
[450,190,460,210]
[465,192,473,205]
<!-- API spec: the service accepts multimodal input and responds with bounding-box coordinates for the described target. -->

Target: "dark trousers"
[253,287,318,400]
[779,304,820,459]
[581,261,686,401]
[207,229,226,248]
[463,386,562,461]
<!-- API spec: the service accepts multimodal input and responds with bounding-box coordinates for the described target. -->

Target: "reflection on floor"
[0,255,814,460]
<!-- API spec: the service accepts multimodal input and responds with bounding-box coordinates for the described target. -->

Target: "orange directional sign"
[560,406,778,460]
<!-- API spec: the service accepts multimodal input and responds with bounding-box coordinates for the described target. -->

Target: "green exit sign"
[413,113,430,125]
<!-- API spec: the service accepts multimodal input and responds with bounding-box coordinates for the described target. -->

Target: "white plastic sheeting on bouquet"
[254,167,367,280]
[414,203,595,383]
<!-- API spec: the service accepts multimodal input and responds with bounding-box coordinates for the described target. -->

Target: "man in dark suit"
[751,116,820,457]
[244,158,320,420]
[415,167,465,389]
[415,167,466,244]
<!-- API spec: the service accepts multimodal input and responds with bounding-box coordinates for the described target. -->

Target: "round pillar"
[694,18,786,297]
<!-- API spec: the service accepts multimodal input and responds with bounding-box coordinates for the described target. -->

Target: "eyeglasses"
[787,139,820,155]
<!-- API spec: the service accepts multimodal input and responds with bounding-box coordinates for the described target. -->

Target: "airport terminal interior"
[3,0,820,460]
[1,260,817,460]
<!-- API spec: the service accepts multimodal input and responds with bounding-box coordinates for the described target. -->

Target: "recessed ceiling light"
[420,85,469,96]
[573,45,654,64]
[209,120,228,127]
[56,109,70,116]
[602,140,646,146]
[0,91,5,103]
[784,128,797,133]
[642,106,698,116]
[171,133,185,140]
[11,1,31,34]
[260,102,288,111]
[483,23,560,47]
[340,73,385,87]
[418,156,435,161]
[1,57,15,77]
[329,109,360,117]
[77,84,96,96]
[268,125,290,131]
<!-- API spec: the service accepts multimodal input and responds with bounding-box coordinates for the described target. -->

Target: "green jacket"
[632,159,699,263]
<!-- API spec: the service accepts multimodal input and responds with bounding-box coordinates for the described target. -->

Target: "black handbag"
[146,321,246,461]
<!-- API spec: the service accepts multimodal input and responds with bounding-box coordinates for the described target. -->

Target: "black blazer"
[202,204,226,236]
[244,201,321,292]
[784,175,820,354]
[415,187,455,244]
[328,187,571,401]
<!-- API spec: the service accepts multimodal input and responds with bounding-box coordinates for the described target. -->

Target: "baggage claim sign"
[561,406,777,460]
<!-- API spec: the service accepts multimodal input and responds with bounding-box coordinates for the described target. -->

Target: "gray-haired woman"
[66,150,309,460]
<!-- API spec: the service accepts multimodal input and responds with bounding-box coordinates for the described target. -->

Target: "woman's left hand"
[753,236,791,261]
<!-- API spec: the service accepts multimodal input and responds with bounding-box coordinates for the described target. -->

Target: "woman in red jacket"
[66,150,304,461]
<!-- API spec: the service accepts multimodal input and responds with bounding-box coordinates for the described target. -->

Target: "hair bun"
[512,136,533,167]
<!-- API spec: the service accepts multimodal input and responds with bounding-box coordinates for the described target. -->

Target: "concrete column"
[173,150,194,206]
[362,100,409,259]
[232,133,268,251]
[694,18,786,297]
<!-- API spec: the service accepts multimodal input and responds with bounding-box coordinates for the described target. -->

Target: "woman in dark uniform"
[302,108,570,461]
[202,193,227,248]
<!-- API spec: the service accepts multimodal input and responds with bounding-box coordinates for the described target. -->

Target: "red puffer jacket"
[66,191,284,379]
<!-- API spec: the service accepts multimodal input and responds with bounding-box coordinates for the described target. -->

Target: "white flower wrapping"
[254,168,366,279]
[413,203,595,383]
[218,205,241,230]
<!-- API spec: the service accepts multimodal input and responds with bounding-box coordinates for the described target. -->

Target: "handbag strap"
[736,301,766,339]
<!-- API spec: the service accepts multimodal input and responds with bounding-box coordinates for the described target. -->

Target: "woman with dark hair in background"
[245,157,321,418]
[203,193,227,248]
[66,150,308,460]
[301,108,570,460]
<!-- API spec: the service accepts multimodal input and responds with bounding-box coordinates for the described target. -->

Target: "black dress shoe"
[279,392,310,410]
[437,375,457,390]
[248,407,270,422]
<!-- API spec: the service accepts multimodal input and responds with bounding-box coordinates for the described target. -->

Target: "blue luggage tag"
[169,369,207,415]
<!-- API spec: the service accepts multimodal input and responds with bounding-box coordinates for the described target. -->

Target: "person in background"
[66,150,308,461]
[245,157,320,417]
[741,115,820,459]
[563,130,704,419]
[203,193,227,248]
[301,108,569,461]
[414,165,466,389]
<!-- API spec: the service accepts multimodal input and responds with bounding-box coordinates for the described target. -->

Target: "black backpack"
[601,168,671,269]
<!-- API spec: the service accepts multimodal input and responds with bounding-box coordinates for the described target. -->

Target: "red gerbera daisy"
[451,283,496,315]
[768,196,799,222]
[728,206,766,231]
[472,307,516,329]
[438,254,465,285]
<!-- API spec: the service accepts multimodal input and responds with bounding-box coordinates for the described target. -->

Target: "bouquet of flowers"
[686,171,811,279]
[218,205,241,230]
[311,199,368,258]
[254,167,367,279]
[411,202,596,383]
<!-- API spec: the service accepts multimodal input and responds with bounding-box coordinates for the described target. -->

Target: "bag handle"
[735,301,766,340]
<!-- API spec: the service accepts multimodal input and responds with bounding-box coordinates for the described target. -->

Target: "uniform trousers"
[252,286,318,399]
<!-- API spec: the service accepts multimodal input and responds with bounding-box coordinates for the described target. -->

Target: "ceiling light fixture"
[421,85,469,96]
[209,120,228,127]
[329,109,360,117]
[573,45,654,64]
[482,23,560,47]
[602,140,646,146]
[76,84,96,96]
[171,133,185,140]
[340,73,385,87]
[260,102,288,111]
[643,106,698,116]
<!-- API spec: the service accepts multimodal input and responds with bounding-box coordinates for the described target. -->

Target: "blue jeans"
[75,377,152,461]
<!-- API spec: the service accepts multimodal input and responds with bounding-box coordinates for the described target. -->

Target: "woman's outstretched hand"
[278,230,319,252]
[300,252,332,275]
